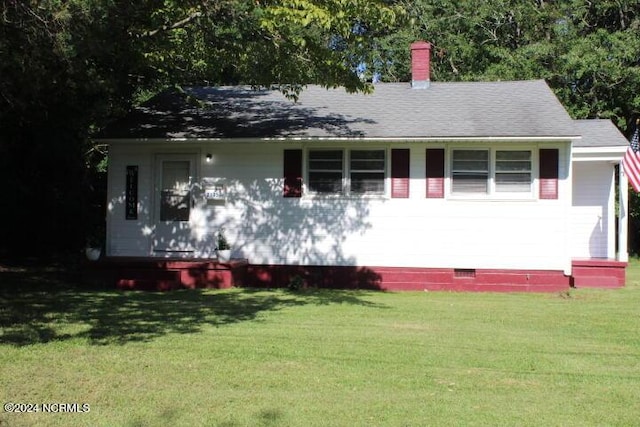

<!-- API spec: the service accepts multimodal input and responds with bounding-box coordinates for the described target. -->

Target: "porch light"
[205,153,212,163]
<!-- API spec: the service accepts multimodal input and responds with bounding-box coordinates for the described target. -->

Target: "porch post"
[619,163,629,262]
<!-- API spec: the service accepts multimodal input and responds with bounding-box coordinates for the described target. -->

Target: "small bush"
[288,275,304,291]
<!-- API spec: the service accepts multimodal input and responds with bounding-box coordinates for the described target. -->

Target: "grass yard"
[1,260,640,426]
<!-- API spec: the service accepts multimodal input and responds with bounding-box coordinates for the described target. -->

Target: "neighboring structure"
[96,41,629,291]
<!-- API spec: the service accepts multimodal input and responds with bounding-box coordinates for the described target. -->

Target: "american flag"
[623,122,640,192]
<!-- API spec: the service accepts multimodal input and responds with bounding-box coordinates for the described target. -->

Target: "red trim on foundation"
[85,258,626,292]
[571,259,626,288]
[246,265,571,292]
[87,258,248,291]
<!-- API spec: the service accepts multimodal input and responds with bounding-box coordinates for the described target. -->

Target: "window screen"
[495,150,532,192]
[451,150,489,193]
[308,150,344,193]
[350,150,385,194]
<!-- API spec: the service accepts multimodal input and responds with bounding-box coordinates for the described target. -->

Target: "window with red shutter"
[306,149,386,195]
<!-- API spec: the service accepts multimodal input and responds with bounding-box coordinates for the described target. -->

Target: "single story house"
[96,41,630,291]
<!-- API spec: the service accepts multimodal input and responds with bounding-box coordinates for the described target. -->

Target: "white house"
[96,41,629,291]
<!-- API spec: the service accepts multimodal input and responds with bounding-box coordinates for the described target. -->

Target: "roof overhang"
[572,145,626,162]
[96,135,580,145]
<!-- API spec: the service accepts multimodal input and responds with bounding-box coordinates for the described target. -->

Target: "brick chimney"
[411,41,431,89]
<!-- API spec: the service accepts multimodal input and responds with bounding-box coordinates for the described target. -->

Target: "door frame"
[151,152,199,254]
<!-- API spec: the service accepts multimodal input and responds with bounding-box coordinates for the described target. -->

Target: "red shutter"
[283,149,302,197]
[539,148,559,199]
[391,149,410,198]
[426,148,445,198]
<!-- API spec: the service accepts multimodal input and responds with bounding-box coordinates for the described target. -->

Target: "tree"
[553,0,640,130]
[0,0,401,256]
[373,0,640,130]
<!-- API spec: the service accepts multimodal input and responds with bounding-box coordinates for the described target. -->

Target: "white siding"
[106,146,155,256]
[107,141,573,272]
[571,161,614,258]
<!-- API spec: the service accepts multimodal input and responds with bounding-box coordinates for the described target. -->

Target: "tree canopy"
[368,0,640,130]
[0,0,400,255]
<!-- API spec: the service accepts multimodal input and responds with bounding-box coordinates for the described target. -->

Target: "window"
[451,150,489,193]
[308,150,344,193]
[160,160,191,221]
[307,149,386,195]
[350,150,385,194]
[451,149,533,196]
[495,150,531,192]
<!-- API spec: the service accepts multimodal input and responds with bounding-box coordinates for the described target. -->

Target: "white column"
[619,163,629,262]
[608,165,616,258]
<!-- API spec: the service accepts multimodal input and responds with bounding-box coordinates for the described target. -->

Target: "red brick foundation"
[86,257,248,291]
[246,265,572,292]
[85,258,625,292]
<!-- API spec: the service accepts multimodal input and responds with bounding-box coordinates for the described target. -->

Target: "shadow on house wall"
[107,172,385,290]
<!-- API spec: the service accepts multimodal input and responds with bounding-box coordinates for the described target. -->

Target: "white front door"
[153,154,197,254]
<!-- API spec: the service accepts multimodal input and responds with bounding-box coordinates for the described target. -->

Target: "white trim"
[573,146,627,153]
[618,164,629,262]
[607,165,616,258]
[572,146,626,162]
[564,143,573,275]
[98,136,580,145]
[151,153,199,253]
[267,136,580,142]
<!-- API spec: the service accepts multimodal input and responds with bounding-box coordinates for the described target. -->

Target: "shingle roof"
[573,119,628,147]
[99,80,580,140]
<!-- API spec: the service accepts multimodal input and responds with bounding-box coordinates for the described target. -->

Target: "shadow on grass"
[0,261,385,346]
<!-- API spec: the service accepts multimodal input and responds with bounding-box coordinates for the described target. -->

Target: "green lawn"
[1,260,640,426]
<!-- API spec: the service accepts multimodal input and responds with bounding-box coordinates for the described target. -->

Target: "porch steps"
[571,276,622,288]
[86,258,248,291]
[571,259,626,288]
